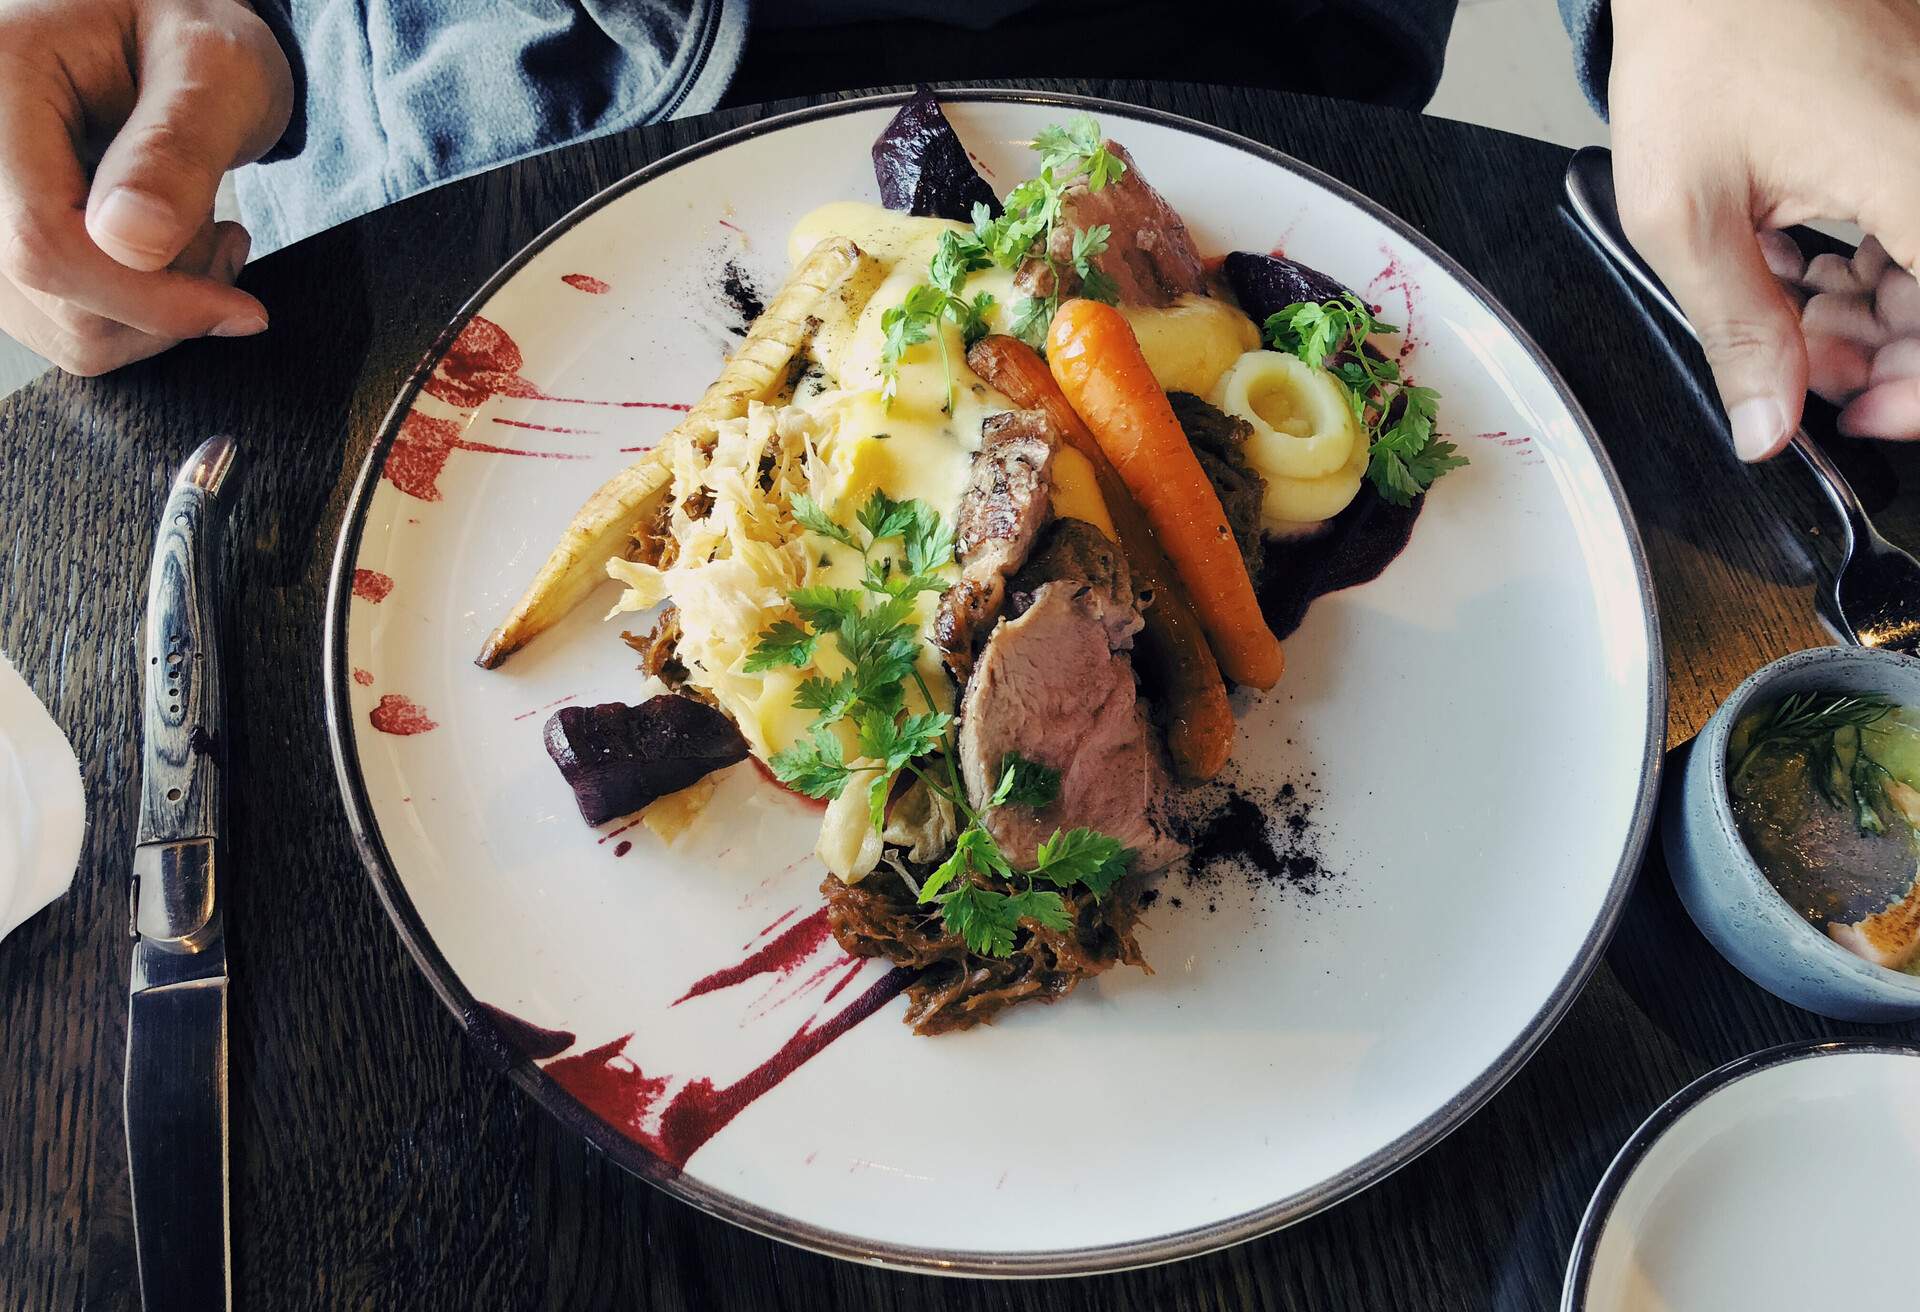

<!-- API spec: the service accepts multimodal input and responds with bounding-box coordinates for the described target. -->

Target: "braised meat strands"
[823,863,1149,1035]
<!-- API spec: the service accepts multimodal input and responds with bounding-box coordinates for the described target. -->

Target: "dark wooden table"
[5,79,1919,1312]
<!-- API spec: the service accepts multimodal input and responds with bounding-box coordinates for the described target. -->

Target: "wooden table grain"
[4,80,1917,1312]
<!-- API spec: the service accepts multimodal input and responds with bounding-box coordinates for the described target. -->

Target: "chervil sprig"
[879,116,1126,406]
[747,491,1136,957]
[1263,294,1467,506]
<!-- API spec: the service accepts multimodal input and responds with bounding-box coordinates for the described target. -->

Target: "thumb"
[1625,177,1808,462]
[84,15,292,272]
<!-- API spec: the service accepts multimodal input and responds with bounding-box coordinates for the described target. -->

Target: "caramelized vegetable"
[477,237,870,668]
[968,333,1235,780]
[1045,299,1284,690]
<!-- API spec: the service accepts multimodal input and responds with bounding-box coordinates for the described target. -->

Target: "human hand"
[0,0,292,375]
[1758,231,1920,441]
[1608,0,1920,460]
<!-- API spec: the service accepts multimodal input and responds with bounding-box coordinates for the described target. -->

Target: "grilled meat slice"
[1017,142,1208,308]
[932,410,1057,676]
[1007,517,1141,650]
[957,537,1185,872]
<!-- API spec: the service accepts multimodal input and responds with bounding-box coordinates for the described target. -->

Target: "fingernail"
[1729,396,1786,461]
[91,187,179,261]
[210,312,267,338]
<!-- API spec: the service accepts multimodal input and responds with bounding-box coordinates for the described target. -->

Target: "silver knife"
[126,434,240,1312]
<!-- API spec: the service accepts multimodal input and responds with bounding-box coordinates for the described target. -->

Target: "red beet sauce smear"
[369,694,436,735]
[544,968,911,1172]
[351,568,393,602]
[1258,491,1423,641]
[543,902,909,1173]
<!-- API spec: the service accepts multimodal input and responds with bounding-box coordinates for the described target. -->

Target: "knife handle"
[124,978,232,1312]
[137,437,238,847]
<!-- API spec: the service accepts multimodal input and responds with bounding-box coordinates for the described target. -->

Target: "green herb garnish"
[1730,691,1899,835]
[1732,692,1894,786]
[750,491,1134,955]
[1262,294,1466,506]
[879,116,1127,409]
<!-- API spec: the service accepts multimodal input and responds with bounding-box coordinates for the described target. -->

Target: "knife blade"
[126,435,240,1312]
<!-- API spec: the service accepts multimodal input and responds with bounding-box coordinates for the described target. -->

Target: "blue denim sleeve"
[1557,0,1612,117]
[233,0,747,256]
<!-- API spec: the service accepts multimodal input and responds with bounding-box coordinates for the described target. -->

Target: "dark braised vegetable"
[544,695,747,826]
[872,88,1000,222]
[1169,392,1266,588]
[1222,250,1357,324]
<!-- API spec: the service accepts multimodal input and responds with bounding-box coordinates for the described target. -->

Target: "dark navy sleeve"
[1557,0,1613,117]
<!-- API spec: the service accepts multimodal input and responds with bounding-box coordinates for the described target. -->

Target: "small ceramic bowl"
[1663,645,1920,1022]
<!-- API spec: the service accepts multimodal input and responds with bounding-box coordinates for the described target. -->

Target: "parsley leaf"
[883,116,1126,380]
[940,883,1021,957]
[1031,118,1098,170]
[768,726,852,799]
[991,752,1061,809]
[878,284,947,405]
[743,619,816,672]
[856,489,920,544]
[855,705,951,774]
[791,492,858,548]
[918,826,1012,904]
[930,228,990,296]
[901,501,955,577]
[940,881,1070,956]
[1032,827,1134,898]
[861,554,948,599]
[1005,888,1072,933]
[789,584,862,633]
[1262,294,1464,506]
[1078,265,1121,306]
[1070,224,1120,304]
[1008,295,1051,351]
[793,671,859,724]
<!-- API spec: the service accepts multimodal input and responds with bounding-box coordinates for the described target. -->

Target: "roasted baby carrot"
[969,334,1235,780]
[1045,299,1284,690]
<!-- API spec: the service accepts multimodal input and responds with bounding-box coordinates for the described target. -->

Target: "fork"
[1564,145,1920,656]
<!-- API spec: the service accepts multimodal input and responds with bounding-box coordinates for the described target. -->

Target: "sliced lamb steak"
[932,409,1057,677]
[957,519,1185,872]
[1006,516,1141,650]
[1017,141,1209,308]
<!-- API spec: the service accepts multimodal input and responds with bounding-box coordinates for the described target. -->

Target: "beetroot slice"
[872,88,1000,222]
[544,695,748,827]
[1223,251,1359,325]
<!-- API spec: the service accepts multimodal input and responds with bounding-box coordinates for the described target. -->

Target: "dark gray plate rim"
[322,86,1668,1278]
[1560,1037,1920,1310]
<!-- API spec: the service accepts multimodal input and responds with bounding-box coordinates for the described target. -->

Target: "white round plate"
[325,90,1662,1274]
[1565,1041,1920,1311]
